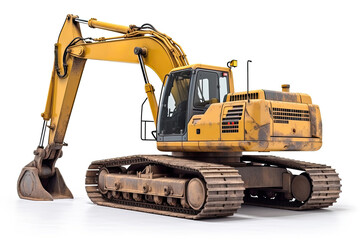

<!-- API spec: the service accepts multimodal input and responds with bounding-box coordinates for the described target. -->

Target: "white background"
[1,0,359,239]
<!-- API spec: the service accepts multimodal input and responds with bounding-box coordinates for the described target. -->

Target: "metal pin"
[74,18,88,24]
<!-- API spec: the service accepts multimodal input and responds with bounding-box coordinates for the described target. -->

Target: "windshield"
[158,70,191,135]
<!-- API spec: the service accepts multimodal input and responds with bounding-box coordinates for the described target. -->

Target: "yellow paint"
[226,90,313,104]
[188,103,222,141]
[271,101,310,138]
[309,104,322,138]
[220,103,245,141]
[160,97,322,153]
[145,83,157,125]
[230,60,237,68]
[157,138,322,152]
[157,142,184,152]
[88,18,131,34]
[244,100,272,141]
[299,93,312,104]
[171,64,235,94]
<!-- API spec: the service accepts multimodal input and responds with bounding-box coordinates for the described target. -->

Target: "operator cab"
[157,65,231,142]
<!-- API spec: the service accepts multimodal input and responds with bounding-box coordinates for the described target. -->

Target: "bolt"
[143,184,149,193]
[164,186,171,196]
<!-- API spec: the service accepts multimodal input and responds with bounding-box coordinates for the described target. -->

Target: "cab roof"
[170,64,230,73]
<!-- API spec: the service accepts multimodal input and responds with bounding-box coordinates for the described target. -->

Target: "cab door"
[188,69,229,119]
[157,69,192,142]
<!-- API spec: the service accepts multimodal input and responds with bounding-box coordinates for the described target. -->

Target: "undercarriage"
[85,154,341,219]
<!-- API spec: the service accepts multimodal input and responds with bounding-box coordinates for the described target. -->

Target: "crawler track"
[85,155,245,219]
[241,155,341,210]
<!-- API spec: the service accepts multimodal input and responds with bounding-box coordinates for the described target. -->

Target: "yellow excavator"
[17,14,341,219]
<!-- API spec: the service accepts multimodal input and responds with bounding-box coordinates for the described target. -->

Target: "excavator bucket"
[17,162,73,201]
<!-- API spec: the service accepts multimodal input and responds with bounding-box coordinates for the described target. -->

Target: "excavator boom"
[17,14,188,201]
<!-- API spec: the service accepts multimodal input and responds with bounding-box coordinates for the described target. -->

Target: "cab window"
[194,70,228,108]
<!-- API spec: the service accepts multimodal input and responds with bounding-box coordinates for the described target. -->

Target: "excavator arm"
[17,14,188,201]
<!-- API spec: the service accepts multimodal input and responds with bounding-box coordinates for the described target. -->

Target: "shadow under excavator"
[83,198,348,223]
[236,204,346,218]
[201,204,347,222]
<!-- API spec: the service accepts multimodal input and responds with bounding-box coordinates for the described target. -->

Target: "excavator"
[17,14,341,219]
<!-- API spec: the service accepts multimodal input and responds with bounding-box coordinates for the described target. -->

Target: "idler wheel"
[186,178,206,210]
[292,174,312,202]
[98,168,109,194]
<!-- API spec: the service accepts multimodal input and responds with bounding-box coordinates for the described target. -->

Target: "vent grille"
[272,107,310,124]
[222,105,243,133]
[230,92,259,101]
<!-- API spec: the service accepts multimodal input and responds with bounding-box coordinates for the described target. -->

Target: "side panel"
[187,104,222,141]
[220,103,245,141]
[244,100,272,142]
[157,98,322,152]
[157,139,322,152]
[309,104,322,138]
[270,101,311,138]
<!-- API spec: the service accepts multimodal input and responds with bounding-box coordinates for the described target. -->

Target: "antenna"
[247,60,252,103]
